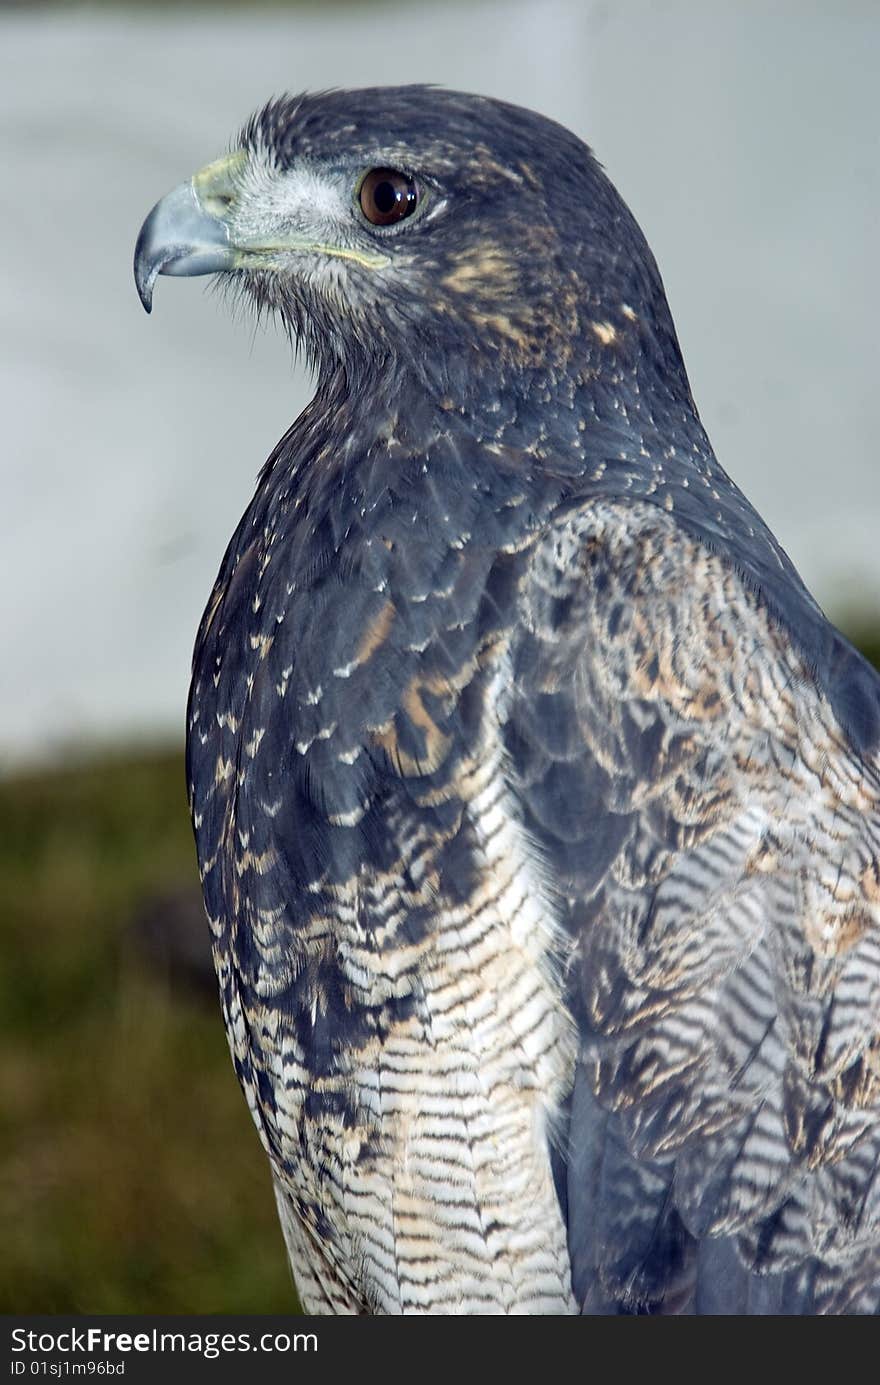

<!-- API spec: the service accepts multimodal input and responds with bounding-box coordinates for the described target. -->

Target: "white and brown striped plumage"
[136,87,880,1312]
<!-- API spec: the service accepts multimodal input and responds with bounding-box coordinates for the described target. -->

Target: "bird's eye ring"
[358,168,419,227]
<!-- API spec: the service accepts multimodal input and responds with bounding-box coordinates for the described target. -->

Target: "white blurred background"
[2,0,878,768]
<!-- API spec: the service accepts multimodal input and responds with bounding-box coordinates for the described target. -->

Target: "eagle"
[134,87,880,1314]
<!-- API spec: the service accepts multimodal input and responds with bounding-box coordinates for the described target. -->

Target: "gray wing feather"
[509,497,880,1313]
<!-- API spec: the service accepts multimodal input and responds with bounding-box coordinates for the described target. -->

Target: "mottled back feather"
[513,499,880,1313]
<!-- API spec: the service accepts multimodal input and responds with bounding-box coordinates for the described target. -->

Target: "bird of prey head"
[135,86,687,400]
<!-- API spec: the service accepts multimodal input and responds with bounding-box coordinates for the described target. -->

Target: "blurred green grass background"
[4,626,880,1313]
[0,750,295,1313]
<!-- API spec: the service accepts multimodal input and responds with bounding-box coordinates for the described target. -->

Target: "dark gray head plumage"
[136,86,691,404]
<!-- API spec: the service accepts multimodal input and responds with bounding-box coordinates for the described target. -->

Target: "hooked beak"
[134,150,390,314]
[134,153,245,313]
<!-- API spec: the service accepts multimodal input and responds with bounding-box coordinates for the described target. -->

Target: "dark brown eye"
[358,168,419,227]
